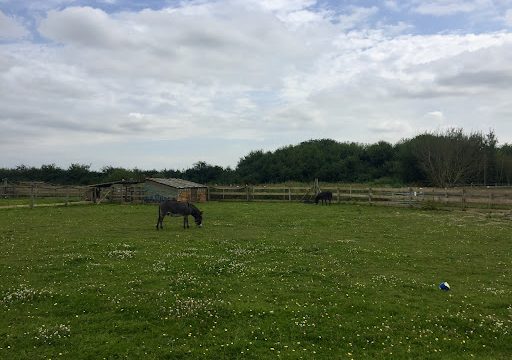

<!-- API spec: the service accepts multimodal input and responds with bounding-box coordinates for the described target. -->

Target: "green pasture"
[0,202,511,359]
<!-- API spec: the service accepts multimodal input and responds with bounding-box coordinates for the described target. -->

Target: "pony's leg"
[156,208,162,230]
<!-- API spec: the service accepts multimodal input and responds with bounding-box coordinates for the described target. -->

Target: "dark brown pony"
[315,191,333,205]
[156,199,203,229]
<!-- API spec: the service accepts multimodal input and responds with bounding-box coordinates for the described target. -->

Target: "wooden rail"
[208,185,512,209]
[1,183,89,208]
[3,182,511,210]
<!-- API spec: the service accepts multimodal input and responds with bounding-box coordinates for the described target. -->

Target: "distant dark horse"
[156,199,203,230]
[315,191,333,205]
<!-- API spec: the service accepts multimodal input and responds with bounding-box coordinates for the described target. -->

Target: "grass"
[0,202,511,359]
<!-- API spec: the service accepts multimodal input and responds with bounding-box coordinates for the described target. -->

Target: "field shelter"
[144,178,207,203]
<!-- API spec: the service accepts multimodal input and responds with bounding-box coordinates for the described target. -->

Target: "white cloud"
[338,6,379,30]
[252,0,317,13]
[412,0,493,16]
[367,119,413,134]
[425,111,445,122]
[1,1,512,169]
[0,10,29,39]
[37,5,318,86]
[505,9,512,25]
[384,1,400,11]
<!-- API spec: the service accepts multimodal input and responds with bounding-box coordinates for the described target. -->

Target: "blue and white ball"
[439,281,451,291]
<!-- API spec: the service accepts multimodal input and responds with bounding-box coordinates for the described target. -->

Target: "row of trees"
[2,129,512,187]
[236,129,512,186]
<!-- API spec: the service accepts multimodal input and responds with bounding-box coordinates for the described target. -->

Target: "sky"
[1,0,512,170]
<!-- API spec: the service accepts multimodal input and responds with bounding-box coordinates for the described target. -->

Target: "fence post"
[408,187,413,207]
[461,188,466,210]
[368,187,372,204]
[30,184,35,209]
[337,186,340,203]
[288,187,291,201]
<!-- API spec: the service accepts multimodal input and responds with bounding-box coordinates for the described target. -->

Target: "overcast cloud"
[1,0,512,170]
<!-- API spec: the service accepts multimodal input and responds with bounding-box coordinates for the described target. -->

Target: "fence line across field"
[208,185,512,209]
[1,182,89,208]
[2,182,512,210]
[1,183,85,197]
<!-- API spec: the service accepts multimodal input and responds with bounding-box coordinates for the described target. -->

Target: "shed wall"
[144,180,208,203]
[144,182,179,202]
[181,188,207,202]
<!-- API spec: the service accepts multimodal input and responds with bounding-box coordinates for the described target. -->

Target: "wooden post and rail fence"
[0,182,89,208]
[0,182,145,207]
[2,181,512,210]
[207,185,512,209]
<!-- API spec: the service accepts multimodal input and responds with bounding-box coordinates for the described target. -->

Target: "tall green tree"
[497,144,512,185]
[482,130,497,185]
[184,161,228,184]
[101,166,136,183]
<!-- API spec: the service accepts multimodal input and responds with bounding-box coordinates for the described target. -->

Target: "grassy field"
[0,202,511,359]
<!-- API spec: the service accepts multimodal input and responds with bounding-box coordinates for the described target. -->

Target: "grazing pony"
[156,199,203,230]
[315,191,333,205]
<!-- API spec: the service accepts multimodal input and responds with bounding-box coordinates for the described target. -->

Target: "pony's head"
[191,207,203,227]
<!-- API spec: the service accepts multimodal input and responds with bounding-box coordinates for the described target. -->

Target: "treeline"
[237,129,512,186]
[2,129,512,187]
